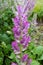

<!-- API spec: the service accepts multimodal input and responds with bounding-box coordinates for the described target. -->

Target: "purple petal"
[12,41,20,51]
[22,54,28,62]
[20,35,31,48]
[21,14,27,22]
[24,36,31,48]
[17,5,23,16]
[12,16,20,26]
[27,59,32,65]
[11,62,17,65]
[22,21,30,31]
[12,26,21,36]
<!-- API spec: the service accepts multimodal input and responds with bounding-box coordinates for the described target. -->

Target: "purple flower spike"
[12,41,20,51]
[11,0,36,64]
[22,54,28,62]
[11,62,17,65]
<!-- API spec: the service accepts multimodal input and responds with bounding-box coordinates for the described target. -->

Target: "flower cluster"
[12,5,31,54]
[11,0,35,65]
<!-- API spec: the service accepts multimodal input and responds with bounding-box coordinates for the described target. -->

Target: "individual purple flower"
[22,54,28,62]
[11,62,17,65]
[22,21,30,34]
[12,16,20,26]
[20,35,31,48]
[29,59,32,64]
[12,26,21,36]
[27,59,32,65]
[23,21,30,29]
[22,21,30,29]
[12,41,20,51]
[21,14,27,22]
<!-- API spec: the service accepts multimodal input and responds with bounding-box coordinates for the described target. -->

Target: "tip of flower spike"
[23,0,36,16]
[17,5,23,15]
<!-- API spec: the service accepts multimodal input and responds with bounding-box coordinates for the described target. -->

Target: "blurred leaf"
[31,60,40,65]
[0,51,4,65]
[0,34,10,44]
[34,0,43,17]
[0,58,3,65]
[0,51,4,58]
[33,46,43,55]
[5,58,11,65]
[9,52,15,59]
[9,52,20,65]
[38,54,43,60]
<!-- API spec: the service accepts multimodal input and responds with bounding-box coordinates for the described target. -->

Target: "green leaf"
[1,42,7,49]
[0,51,4,58]
[9,52,20,65]
[34,0,43,17]
[9,52,15,60]
[5,58,11,65]
[33,46,43,55]
[0,58,3,65]
[31,60,40,65]
[38,54,43,60]
[1,34,10,44]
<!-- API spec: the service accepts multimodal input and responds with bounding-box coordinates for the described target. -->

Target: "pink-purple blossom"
[20,35,31,48]
[12,41,20,51]
[22,54,28,62]
[11,62,17,65]
[27,59,32,65]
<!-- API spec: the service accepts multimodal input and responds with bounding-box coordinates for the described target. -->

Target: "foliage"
[0,8,14,65]
[34,0,43,17]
